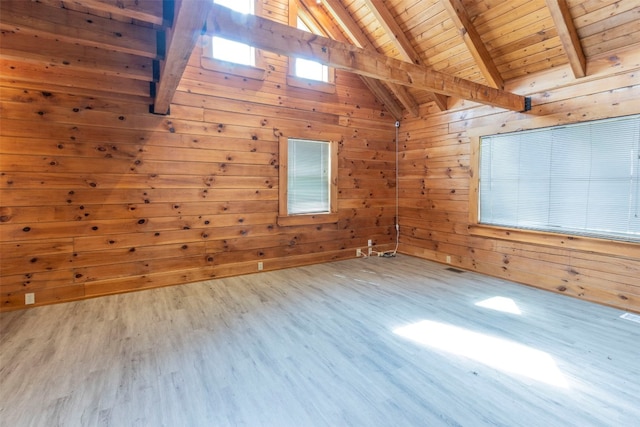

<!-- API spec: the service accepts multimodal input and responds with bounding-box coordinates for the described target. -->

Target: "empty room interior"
[1,0,639,425]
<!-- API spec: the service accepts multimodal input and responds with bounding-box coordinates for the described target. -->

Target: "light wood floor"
[1,255,639,427]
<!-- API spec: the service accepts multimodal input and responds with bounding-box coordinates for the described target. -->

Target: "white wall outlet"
[257,261,263,271]
[356,248,362,257]
[25,293,35,305]
[446,255,451,264]
[367,239,373,247]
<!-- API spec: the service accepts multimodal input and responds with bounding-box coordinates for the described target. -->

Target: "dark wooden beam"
[152,0,211,115]
[208,4,529,112]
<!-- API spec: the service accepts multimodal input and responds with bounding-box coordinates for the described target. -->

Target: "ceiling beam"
[319,0,421,115]
[319,0,368,50]
[362,0,449,111]
[440,0,504,89]
[152,0,211,114]
[359,77,406,119]
[208,4,529,112]
[362,0,420,64]
[545,0,587,78]
[298,0,405,118]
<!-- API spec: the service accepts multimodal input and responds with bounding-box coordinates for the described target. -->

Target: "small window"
[286,1,335,93]
[293,18,329,83]
[288,138,330,214]
[211,36,255,67]
[278,137,338,226]
[294,57,329,82]
[202,0,265,79]
[477,114,640,242]
[211,0,255,66]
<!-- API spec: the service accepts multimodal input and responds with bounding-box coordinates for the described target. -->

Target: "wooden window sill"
[286,76,336,94]
[468,224,639,259]
[277,213,339,227]
[201,56,266,81]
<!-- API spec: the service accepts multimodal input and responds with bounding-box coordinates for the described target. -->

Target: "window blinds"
[288,139,330,215]
[479,114,640,242]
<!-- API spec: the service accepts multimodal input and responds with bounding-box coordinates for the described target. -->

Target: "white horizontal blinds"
[288,139,330,214]
[479,115,640,242]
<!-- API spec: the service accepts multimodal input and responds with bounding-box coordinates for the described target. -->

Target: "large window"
[478,114,640,242]
[210,0,255,66]
[278,137,338,226]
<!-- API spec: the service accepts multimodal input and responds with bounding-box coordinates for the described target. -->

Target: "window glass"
[294,17,329,82]
[479,115,640,242]
[214,0,252,12]
[288,139,331,214]
[211,0,255,66]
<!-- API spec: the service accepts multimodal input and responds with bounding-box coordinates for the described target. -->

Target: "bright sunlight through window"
[295,17,329,82]
[212,0,255,66]
[394,320,568,388]
[475,296,522,315]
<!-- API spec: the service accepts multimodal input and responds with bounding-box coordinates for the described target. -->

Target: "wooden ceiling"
[1,0,638,117]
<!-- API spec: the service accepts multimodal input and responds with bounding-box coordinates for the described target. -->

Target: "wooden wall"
[398,45,640,313]
[0,2,397,310]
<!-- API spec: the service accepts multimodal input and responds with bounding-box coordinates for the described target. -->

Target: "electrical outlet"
[446,255,451,264]
[367,239,373,247]
[257,261,263,271]
[356,248,362,257]
[25,293,35,305]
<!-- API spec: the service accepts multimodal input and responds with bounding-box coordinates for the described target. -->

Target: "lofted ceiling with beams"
[1,0,638,118]
[314,0,640,112]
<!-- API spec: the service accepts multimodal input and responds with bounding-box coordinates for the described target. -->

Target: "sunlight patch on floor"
[475,296,522,315]
[394,320,568,388]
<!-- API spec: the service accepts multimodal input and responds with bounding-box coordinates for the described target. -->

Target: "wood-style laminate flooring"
[1,255,639,426]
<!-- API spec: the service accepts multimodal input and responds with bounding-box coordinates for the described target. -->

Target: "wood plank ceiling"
[1,0,639,117]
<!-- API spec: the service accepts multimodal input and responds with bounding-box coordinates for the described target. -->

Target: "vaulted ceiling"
[1,0,638,118]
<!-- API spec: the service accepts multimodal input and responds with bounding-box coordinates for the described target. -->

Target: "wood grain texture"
[153,0,211,114]
[1,256,639,426]
[440,0,504,89]
[398,51,640,313]
[0,1,397,310]
[308,0,421,116]
[0,0,158,58]
[545,0,586,78]
[207,4,527,112]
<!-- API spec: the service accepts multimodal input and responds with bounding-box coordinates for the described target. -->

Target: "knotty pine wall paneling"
[398,45,640,313]
[0,0,397,310]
